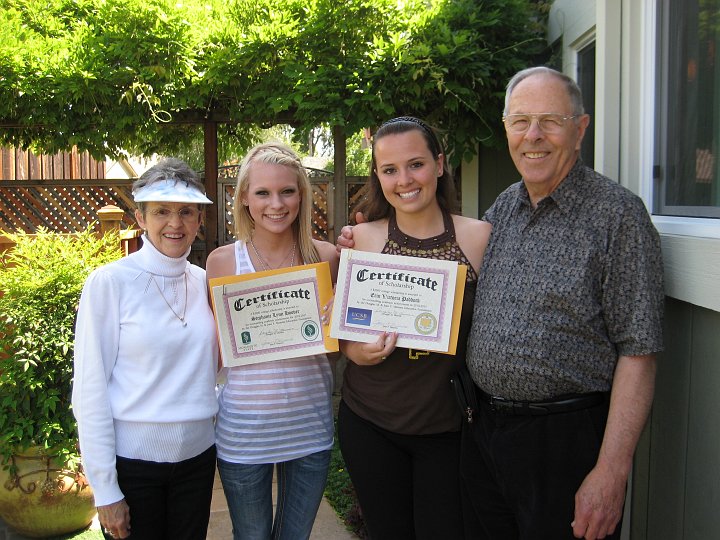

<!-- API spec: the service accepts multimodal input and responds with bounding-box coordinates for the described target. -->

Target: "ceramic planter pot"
[0,447,96,538]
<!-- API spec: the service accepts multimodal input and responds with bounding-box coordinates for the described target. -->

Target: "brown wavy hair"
[352,117,459,223]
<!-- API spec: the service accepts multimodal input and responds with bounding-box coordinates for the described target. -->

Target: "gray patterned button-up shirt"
[466,160,664,401]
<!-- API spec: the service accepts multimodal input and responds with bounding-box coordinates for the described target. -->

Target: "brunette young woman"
[205,142,339,540]
[337,117,491,539]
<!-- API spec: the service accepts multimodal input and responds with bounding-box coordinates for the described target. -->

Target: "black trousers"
[338,400,465,540]
[460,399,622,540]
[107,445,216,540]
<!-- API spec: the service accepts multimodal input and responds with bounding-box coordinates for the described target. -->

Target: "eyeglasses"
[502,113,580,134]
[147,207,201,222]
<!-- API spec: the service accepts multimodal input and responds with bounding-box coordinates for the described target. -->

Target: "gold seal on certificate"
[209,262,338,367]
[330,250,467,354]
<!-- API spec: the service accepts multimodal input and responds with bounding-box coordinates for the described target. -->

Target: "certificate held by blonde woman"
[210,262,337,367]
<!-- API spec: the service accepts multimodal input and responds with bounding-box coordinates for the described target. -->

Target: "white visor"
[132,179,213,204]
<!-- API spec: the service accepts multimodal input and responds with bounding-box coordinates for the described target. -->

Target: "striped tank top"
[214,241,334,464]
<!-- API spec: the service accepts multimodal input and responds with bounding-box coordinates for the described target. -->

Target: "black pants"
[460,400,622,540]
[108,445,216,540]
[338,400,465,540]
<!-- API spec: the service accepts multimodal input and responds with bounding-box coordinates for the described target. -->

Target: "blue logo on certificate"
[347,307,372,326]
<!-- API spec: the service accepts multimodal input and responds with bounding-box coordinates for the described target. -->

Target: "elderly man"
[337,67,663,539]
[461,66,663,540]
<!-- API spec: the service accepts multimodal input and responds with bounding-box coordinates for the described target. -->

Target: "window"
[656,0,720,218]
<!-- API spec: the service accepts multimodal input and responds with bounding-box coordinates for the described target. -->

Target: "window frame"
[652,0,720,224]
[642,0,720,313]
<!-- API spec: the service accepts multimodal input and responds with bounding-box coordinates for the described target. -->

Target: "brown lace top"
[342,209,478,435]
[382,210,478,282]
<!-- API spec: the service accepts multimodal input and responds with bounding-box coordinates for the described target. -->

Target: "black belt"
[477,388,608,416]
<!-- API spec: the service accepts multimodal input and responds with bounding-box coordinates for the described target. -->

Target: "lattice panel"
[0,185,135,233]
[0,184,206,242]
[347,180,368,223]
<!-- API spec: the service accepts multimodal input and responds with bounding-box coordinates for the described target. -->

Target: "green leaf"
[0,0,547,163]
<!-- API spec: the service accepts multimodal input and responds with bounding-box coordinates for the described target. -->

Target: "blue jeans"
[217,450,331,540]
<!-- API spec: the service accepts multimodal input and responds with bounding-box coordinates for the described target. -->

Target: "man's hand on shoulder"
[336,212,366,254]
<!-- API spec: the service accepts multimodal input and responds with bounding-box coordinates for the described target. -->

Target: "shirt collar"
[515,158,586,214]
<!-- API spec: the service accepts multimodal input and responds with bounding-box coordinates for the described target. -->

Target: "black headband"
[378,116,441,156]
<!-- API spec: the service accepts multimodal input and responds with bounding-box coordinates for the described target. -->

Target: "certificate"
[209,262,338,367]
[330,250,467,354]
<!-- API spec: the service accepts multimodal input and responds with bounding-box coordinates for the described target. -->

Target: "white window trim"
[571,30,596,53]
[653,216,720,240]
[568,29,596,77]
[638,0,720,312]
[596,0,621,182]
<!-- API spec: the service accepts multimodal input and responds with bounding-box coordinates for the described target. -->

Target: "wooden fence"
[0,178,138,233]
[0,147,105,182]
[216,165,367,246]
[0,168,368,265]
[0,208,143,258]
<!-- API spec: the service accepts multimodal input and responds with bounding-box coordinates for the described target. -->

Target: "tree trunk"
[331,125,347,241]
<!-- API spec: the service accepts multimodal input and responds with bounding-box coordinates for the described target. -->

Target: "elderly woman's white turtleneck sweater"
[72,237,218,506]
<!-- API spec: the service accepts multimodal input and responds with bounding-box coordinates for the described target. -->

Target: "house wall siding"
[639,300,720,539]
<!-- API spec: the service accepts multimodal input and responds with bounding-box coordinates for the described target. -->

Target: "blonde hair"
[232,142,320,264]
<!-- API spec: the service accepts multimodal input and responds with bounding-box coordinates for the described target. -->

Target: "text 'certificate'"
[210,262,338,367]
[330,250,466,354]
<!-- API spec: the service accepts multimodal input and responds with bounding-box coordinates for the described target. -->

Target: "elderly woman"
[72,158,219,540]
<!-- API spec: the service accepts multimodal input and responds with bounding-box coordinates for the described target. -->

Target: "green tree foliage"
[1,0,203,156]
[0,0,548,165]
[326,129,372,176]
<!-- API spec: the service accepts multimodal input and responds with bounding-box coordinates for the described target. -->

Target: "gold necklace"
[249,237,297,271]
[149,273,188,327]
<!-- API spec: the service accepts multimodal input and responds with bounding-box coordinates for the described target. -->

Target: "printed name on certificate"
[210,263,338,367]
[330,250,466,354]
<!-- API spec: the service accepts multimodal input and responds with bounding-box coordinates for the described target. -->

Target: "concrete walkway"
[0,470,356,540]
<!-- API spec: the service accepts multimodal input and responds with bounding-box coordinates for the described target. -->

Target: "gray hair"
[504,66,585,116]
[132,158,205,212]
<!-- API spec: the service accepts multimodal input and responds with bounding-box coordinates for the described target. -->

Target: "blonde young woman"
[205,142,339,540]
